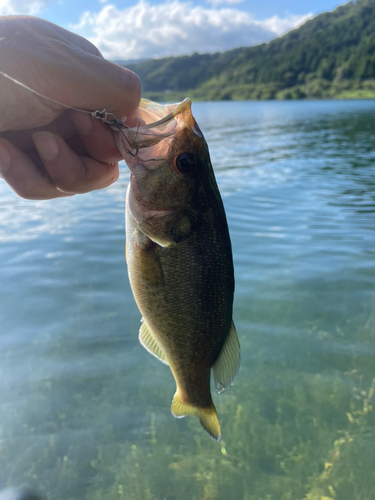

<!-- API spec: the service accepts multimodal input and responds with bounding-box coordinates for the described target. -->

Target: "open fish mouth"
[117,98,190,154]
[114,98,202,165]
[138,98,191,126]
[135,97,203,142]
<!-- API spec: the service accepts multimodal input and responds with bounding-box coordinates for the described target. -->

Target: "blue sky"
[1,0,347,59]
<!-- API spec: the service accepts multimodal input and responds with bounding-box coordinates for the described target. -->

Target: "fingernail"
[32,132,59,161]
[0,139,11,175]
[71,112,93,135]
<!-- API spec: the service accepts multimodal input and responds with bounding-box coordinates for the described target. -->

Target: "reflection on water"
[1,100,375,499]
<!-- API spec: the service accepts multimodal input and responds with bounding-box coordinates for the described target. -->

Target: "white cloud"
[207,0,244,7]
[261,13,313,36]
[0,0,47,15]
[70,0,313,61]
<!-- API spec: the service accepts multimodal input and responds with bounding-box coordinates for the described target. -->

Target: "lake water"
[1,100,375,500]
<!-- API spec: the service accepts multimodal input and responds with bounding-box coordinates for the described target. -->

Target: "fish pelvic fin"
[171,391,221,441]
[139,318,169,365]
[212,321,240,394]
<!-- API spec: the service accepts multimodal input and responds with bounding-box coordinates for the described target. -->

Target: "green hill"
[125,0,375,101]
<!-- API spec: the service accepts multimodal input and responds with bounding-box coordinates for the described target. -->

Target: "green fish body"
[116,98,240,440]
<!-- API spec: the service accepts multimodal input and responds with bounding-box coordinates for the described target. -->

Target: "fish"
[114,98,240,441]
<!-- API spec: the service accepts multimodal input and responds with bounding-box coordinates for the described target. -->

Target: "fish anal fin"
[171,391,221,441]
[212,321,240,394]
[139,318,168,365]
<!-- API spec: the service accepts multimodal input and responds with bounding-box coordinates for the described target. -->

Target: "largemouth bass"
[115,98,240,441]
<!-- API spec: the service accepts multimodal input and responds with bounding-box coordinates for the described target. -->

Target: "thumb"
[0,17,141,130]
[67,54,142,128]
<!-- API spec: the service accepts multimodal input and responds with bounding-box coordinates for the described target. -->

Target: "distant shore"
[143,80,375,102]
[126,1,375,106]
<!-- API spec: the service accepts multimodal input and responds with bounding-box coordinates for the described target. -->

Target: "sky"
[0,0,347,60]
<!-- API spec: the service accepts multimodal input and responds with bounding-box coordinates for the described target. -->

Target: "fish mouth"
[129,175,175,219]
[138,98,192,127]
[115,98,195,160]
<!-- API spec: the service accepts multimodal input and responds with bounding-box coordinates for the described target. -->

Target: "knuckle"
[13,185,39,200]
[102,164,119,187]
[15,189,34,200]
[110,164,120,183]
[51,165,87,194]
[54,174,79,194]
[53,160,119,194]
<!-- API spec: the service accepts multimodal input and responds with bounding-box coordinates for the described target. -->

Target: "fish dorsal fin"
[139,318,169,365]
[212,321,240,394]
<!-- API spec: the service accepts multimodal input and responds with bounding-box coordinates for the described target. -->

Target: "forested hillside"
[125,0,375,100]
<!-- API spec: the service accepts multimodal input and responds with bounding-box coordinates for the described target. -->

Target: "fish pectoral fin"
[139,318,169,365]
[171,391,221,441]
[212,321,240,394]
[135,234,164,286]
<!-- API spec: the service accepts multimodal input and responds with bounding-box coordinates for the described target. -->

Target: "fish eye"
[176,153,196,174]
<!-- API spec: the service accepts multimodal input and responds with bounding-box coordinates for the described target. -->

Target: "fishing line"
[0,69,170,161]
[0,68,139,155]
[0,69,129,128]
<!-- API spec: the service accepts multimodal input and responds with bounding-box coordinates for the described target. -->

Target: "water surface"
[1,100,375,499]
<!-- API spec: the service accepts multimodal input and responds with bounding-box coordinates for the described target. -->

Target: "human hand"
[0,16,141,199]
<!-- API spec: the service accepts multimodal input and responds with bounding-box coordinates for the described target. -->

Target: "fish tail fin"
[171,391,221,441]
